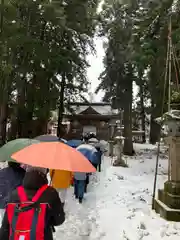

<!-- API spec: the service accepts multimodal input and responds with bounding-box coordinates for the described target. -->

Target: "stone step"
[158,189,165,203]
[164,181,180,195]
[154,198,180,221]
[158,189,180,209]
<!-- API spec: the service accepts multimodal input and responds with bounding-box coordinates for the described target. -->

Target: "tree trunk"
[0,0,7,146]
[57,72,66,138]
[34,119,48,136]
[0,75,11,145]
[8,119,17,140]
[0,0,4,35]
[123,80,134,156]
[139,79,146,143]
[25,72,38,137]
[0,103,8,146]
[35,77,51,137]
[149,117,161,144]
[16,78,27,138]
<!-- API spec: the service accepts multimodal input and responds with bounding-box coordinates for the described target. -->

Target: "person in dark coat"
[73,172,87,203]
[0,167,65,240]
[0,162,26,209]
[95,146,103,172]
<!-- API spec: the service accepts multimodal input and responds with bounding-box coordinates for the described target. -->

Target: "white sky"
[86,38,138,103]
[85,1,105,102]
[86,1,138,103]
[86,37,105,102]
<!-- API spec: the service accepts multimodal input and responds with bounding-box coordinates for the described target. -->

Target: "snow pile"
[1,143,180,239]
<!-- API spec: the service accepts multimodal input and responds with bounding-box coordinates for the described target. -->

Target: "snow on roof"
[165,110,180,120]
[155,110,180,125]
[65,104,115,115]
[91,105,112,115]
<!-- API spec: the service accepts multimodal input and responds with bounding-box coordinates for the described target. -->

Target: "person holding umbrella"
[8,141,96,207]
[0,166,65,240]
[73,171,87,203]
[0,138,40,209]
[0,141,95,240]
[50,169,72,207]
[76,144,98,197]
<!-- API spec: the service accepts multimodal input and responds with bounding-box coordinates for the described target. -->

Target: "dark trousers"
[92,163,101,172]
[74,179,86,199]
[97,163,101,172]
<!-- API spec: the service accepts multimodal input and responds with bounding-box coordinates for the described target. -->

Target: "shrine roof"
[65,102,117,116]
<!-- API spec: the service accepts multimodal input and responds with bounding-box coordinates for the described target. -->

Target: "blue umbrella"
[76,144,99,164]
[35,135,67,143]
[67,139,82,148]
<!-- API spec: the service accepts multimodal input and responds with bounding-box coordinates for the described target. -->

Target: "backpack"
[6,184,49,240]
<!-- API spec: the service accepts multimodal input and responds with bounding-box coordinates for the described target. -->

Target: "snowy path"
[1,143,180,239]
[55,157,111,240]
[55,144,180,240]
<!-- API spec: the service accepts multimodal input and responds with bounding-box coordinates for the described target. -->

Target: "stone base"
[154,198,180,221]
[158,188,180,209]
[154,181,180,221]
[164,181,180,209]
[113,159,128,168]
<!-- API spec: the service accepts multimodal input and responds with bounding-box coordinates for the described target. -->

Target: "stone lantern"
[113,119,127,167]
[108,123,116,157]
[113,135,125,165]
[154,110,180,221]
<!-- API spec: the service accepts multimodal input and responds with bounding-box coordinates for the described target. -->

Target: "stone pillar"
[113,123,127,167]
[108,140,114,157]
[114,136,124,164]
[113,136,128,167]
[154,110,180,221]
[165,136,180,181]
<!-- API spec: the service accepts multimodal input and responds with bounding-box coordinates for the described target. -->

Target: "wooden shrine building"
[64,102,118,140]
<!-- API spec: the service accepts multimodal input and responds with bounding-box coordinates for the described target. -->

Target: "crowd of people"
[0,133,104,240]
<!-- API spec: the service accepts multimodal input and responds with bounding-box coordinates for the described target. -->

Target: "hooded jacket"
[0,170,65,240]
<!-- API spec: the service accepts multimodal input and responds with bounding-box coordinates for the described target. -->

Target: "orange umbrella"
[11,142,96,172]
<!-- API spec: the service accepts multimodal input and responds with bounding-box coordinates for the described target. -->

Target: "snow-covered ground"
[1,143,180,239]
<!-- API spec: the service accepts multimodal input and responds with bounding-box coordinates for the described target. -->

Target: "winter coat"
[95,147,103,165]
[0,166,25,209]
[77,144,99,165]
[74,172,87,181]
[0,171,65,240]
[50,170,72,189]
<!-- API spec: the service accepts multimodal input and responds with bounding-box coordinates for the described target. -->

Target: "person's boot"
[79,197,83,203]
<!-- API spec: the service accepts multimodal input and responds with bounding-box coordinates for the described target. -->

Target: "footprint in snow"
[127,213,135,219]
[79,221,92,237]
